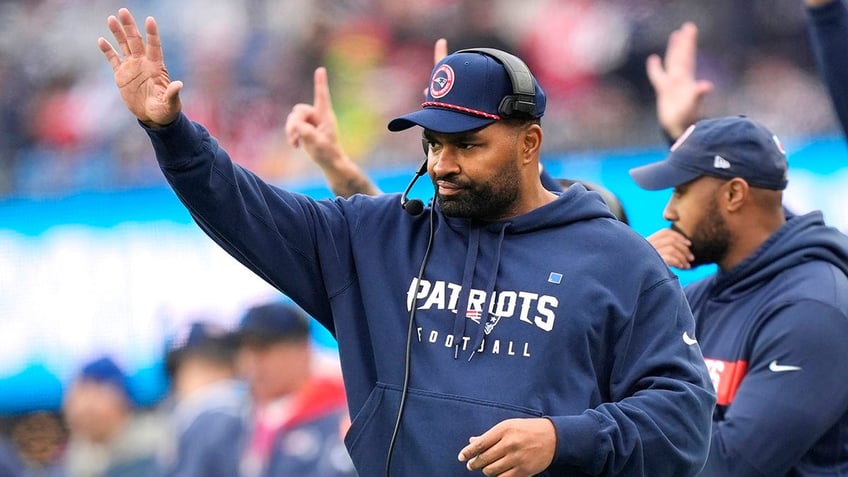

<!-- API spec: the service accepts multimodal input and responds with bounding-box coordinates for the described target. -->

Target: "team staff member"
[631,115,848,476]
[160,322,244,477]
[98,8,715,476]
[233,301,354,477]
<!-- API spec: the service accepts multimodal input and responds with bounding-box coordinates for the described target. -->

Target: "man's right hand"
[98,8,182,128]
[646,228,695,269]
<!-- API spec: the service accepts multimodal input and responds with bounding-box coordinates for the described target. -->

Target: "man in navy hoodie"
[160,321,244,477]
[631,115,848,476]
[98,8,715,476]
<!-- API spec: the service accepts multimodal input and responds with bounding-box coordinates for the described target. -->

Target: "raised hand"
[285,67,345,169]
[457,417,555,476]
[423,38,449,98]
[434,38,448,64]
[285,37,450,198]
[646,228,695,269]
[97,8,182,127]
[285,67,380,197]
[646,22,714,140]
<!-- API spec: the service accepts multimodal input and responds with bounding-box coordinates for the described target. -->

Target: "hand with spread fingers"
[457,418,555,477]
[646,22,714,140]
[97,8,182,128]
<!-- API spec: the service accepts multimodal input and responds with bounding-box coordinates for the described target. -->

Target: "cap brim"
[629,160,702,191]
[388,108,496,134]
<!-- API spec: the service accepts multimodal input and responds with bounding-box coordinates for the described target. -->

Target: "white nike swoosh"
[682,331,698,346]
[768,360,802,372]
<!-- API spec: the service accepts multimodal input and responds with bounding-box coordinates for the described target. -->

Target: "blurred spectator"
[0,430,24,477]
[159,321,245,477]
[60,356,166,477]
[234,301,354,477]
[8,411,65,477]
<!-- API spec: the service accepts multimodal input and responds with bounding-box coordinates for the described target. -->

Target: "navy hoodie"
[145,114,715,476]
[685,212,848,476]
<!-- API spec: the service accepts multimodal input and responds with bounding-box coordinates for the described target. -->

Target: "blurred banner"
[1,136,846,413]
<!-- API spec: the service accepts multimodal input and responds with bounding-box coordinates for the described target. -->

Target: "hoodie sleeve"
[699,300,848,476]
[142,114,354,331]
[806,0,848,141]
[547,277,716,476]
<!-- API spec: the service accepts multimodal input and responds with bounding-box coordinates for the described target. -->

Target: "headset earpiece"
[454,47,537,118]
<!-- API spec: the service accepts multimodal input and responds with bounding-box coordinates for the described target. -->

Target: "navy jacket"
[145,114,715,476]
[686,212,848,476]
[163,380,244,477]
[240,376,354,477]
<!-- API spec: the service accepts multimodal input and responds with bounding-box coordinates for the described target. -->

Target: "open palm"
[97,8,182,127]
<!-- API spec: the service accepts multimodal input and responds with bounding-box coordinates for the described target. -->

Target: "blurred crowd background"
[0,0,840,199]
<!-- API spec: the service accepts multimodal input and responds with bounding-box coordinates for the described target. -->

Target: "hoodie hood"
[709,211,848,299]
[504,182,617,232]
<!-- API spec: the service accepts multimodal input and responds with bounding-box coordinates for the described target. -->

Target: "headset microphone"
[400,159,428,216]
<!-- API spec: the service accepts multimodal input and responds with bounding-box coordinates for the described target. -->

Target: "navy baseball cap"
[234,302,310,345]
[78,356,130,398]
[388,50,546,134]
[630,116,788,191]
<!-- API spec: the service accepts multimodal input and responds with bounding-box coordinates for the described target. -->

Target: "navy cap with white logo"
[629,115,789,191]
[388,50,546,134]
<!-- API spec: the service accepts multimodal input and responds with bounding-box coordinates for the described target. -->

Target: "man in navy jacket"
[631,115,848,476]
[98,8,715,476]
[160,321,244,477]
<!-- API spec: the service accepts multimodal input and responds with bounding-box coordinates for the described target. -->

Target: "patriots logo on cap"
[430,64,455,99]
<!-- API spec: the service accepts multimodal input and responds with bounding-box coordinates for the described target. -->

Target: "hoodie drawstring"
[452,227,480,359]
[468,224,507,361]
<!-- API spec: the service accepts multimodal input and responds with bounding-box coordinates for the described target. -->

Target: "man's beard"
[672,198,731,268]
[435,154,521,220]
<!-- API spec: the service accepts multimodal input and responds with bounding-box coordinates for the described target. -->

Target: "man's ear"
[522,124,542,161]
[723,178,749,212]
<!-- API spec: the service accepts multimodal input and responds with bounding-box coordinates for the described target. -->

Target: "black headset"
[454,47,538,118]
